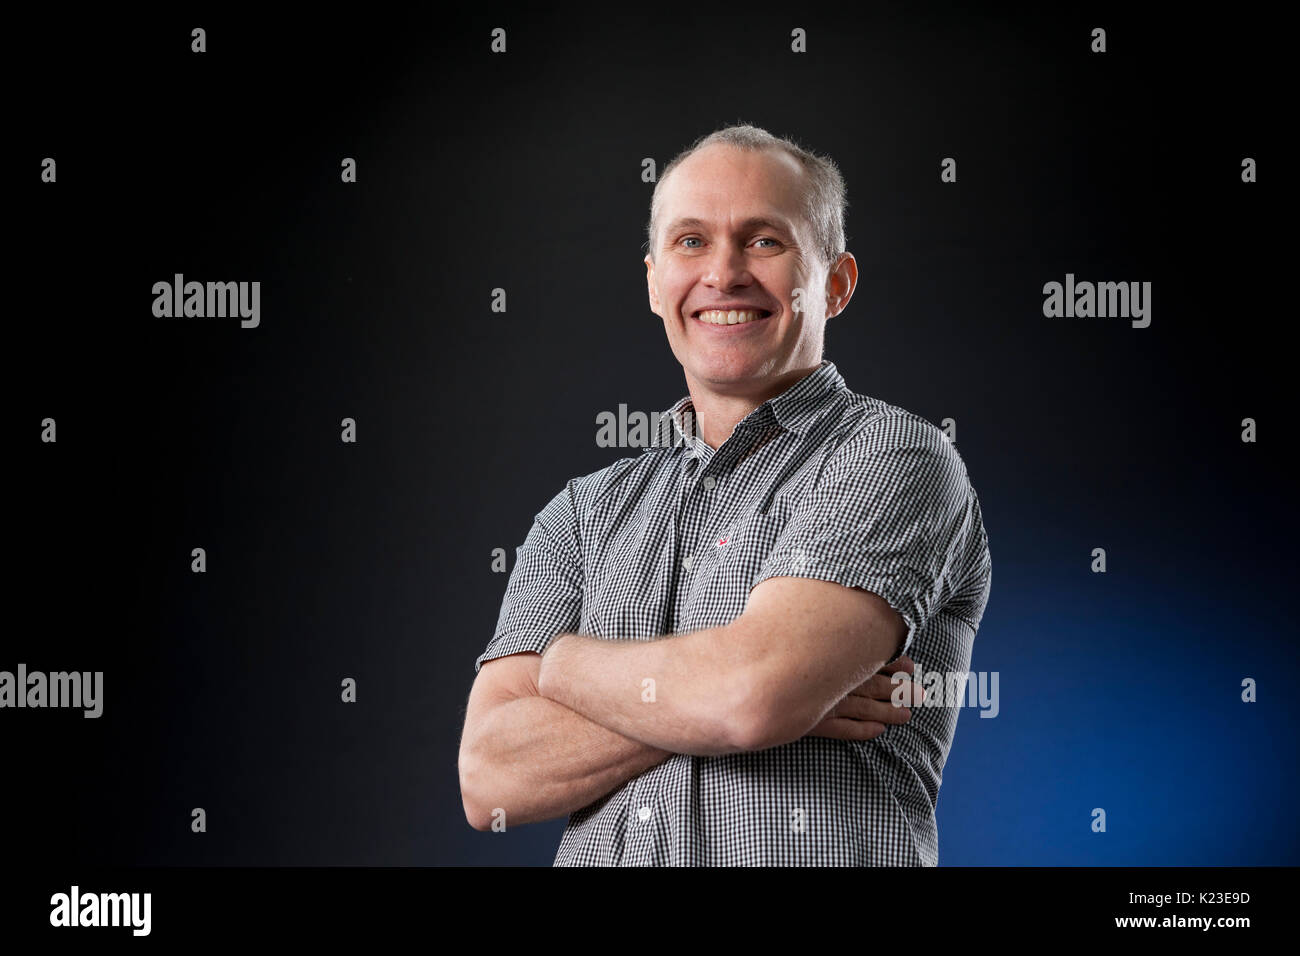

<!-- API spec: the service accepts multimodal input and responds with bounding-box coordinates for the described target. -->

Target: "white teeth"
[695,309,765,325]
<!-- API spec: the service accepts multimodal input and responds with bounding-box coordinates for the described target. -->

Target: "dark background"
[10,5,1294,866]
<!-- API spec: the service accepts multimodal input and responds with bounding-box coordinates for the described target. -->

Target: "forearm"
[537,629,754,756]
[460,692,672,830]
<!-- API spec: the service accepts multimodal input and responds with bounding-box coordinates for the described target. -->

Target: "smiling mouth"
[691,308,772,326]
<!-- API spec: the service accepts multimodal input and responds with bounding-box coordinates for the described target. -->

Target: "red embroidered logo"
[717,536,729,547]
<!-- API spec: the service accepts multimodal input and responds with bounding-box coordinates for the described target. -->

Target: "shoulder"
[823,391,969,481]
[556,445,685,514]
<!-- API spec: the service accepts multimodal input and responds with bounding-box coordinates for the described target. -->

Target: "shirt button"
[703,476,716,490]
[682,555,694,570]
[637,806,652,822]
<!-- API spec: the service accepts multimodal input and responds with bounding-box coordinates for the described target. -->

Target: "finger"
[881,655,915,677]
[830,694,912,724]
[847,656,915,694]
[854,698,914,724]
[847,672,927,706]
[807,717,887,741]
[887,675,928,707]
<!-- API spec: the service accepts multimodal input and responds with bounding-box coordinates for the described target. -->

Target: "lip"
[690,306,772,318]
[690,310,775,332]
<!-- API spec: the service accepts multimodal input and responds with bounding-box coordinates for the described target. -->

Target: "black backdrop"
[10,4,1293,868]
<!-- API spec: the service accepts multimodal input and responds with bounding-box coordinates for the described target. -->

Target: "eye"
[753,237,779,248]
[680,236,703,248]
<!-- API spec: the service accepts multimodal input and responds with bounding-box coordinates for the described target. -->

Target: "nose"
[702,238,754,291]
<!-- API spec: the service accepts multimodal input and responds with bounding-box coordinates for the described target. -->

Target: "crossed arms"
[458,575,916,831]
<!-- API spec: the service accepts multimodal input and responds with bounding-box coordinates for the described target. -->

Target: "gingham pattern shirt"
[475,359,992,865]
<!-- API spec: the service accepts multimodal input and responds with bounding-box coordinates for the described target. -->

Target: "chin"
[693,355,766,382]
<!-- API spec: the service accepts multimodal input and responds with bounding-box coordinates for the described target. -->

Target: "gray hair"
[645,124,848,271]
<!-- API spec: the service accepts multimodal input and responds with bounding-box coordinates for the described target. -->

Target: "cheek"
[662,285,692,316]
[757,267,797,297]
[781,279,812,310]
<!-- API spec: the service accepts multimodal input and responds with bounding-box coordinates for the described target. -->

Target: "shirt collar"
[664,360,847,454]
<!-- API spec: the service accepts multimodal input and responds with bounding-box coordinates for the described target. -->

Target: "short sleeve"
[751,416,982,666]
[474,481,585,673]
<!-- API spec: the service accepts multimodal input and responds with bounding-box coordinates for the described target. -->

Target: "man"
[459,124,992,865]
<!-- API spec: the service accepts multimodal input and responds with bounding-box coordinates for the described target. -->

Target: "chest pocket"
[701,509,790,599]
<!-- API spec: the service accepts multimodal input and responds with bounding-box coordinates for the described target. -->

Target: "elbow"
[713,631,813,753]
[458,746,496,832]
[723,670,811,753]
[728,702,805,752]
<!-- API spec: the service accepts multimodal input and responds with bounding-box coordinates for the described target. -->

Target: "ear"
[824,252,858,320]
[645,254,662,316]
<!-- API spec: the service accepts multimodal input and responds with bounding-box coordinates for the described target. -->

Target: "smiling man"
[459,124,992,865]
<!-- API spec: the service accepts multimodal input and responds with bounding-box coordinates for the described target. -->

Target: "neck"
[684,363,822,449]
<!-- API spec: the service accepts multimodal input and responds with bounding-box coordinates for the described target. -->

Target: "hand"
[804,655,925,742]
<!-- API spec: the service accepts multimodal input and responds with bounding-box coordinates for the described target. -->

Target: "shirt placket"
[624,438,729,865]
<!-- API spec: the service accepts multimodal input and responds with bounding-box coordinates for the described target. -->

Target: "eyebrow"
[663,216,795,238]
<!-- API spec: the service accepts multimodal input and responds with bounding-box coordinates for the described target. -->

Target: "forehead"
[659,144,807,229]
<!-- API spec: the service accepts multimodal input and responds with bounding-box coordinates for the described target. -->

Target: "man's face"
[645,143,853,394]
